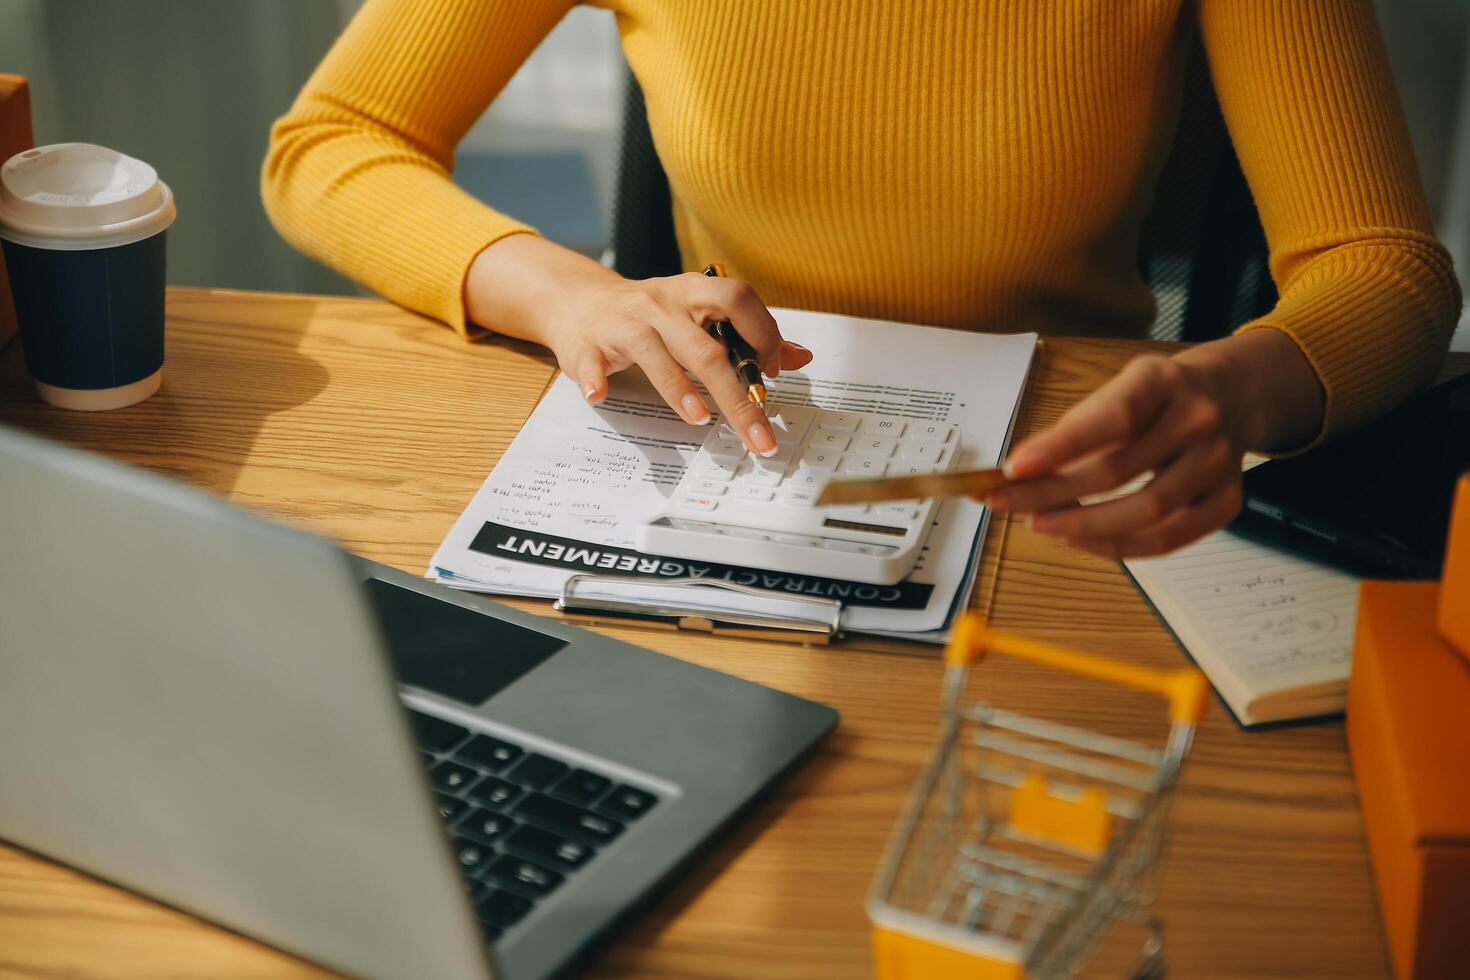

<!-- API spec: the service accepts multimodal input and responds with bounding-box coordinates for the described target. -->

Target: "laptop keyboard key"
[506,753,569,790]
[451,835,493,875]
[476,887,534,929]
[465,775,523,811]
[597,785,660,821]
[429,760,481,794]
[455,734,525,772]
[458,807,517,846]
[408,711,469,753]
[514,792,624,845]
[484,853,563,898]
[433,792,468,823]
[504,823,595,872]
[552,769,612,806]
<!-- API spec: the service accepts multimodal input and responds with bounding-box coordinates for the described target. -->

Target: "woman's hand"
[465,234,812,457]
[984,329,1324,558]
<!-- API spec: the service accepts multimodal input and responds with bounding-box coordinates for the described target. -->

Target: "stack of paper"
[429,308,1037,641]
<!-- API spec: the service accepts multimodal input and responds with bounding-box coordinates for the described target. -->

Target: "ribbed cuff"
[1235,240,1460,449]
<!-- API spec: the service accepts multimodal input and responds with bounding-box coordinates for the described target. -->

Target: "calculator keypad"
[648,404,960,581]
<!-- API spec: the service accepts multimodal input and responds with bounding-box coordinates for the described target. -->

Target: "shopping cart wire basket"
[868,614,1209,979]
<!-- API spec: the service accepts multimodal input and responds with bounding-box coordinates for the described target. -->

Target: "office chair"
[610,46,1276,344]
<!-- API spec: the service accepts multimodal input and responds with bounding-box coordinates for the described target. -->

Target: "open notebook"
[1123,529,1360,727]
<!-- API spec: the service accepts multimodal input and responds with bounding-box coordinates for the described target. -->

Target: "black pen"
[703,264,767,413]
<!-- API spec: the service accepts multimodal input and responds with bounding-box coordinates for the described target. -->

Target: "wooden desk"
[2,287,1457,978]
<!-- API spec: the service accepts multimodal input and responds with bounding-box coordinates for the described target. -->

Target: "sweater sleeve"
[262,0,574,335]
[1197,0,1461,444]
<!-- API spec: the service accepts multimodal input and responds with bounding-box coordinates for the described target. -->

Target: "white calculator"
[637,404,960,584]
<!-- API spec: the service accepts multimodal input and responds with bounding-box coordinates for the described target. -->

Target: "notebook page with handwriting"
[1123,529,1360,727]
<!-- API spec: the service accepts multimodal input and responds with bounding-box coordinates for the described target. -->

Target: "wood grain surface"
[2,288,1462,979]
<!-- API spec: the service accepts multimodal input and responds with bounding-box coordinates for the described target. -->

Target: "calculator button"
[828,503,870,517]
[773,532,821,546]
[760,444,798,466]
[734,486,776,502]
[780,489,818,506]
[818,411,862,432]
[706,434,743,454]
[671,518,723,534]
[811,432,851,451]
[744,465,786,487]
[876,503,920,519]
[840,458,888,477]
[677,494,719,511]
[770,403,816,433]
[912,422,953,444]
[826,540,889,555]
[694,460,738,481]
[800,448,841,471]
[890,461,933,477]
[688,479,728,496]
[712,419,741,441]
[771,421,808,446]
[861,416,907,437]
[856,435,898,458]
[788,471,829,492]
[899,439,948,461]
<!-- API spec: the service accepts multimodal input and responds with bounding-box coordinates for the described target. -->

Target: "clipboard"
[553,574,843,644]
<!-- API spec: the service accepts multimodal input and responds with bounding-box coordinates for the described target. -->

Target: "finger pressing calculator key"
[638,404,962,584]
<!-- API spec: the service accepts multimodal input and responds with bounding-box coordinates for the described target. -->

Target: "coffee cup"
[0,143,175,410]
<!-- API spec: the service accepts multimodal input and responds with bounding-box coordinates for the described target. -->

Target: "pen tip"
[750,384,767,411]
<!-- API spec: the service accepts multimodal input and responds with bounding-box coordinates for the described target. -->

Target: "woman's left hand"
[982,330,1324,559]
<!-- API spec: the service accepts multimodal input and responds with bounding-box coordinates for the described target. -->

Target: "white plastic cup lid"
[0,142,176,251]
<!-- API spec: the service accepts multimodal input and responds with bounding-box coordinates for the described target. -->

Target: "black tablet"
[1229,370,1470,579]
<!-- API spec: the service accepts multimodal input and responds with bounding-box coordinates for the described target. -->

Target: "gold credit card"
[815,467,1012,506]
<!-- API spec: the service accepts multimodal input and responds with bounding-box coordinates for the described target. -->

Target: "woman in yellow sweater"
[263,0,1459,559]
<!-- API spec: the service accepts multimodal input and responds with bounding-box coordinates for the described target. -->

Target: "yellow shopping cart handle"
[945,614,1210,724]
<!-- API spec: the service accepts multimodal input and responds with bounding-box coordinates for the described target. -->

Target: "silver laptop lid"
[0,426,493,980]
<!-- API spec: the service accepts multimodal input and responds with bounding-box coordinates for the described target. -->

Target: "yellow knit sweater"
[263,0,1460,440]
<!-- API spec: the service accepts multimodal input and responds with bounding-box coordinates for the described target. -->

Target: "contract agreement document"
[430,308,1037,640]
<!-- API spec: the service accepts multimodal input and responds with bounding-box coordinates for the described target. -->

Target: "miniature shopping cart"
[868,615,1209,979]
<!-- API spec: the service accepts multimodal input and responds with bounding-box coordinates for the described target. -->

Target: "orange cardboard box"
[1349,580,1470,979]
[0,74,35,352]
[1440,474,1470,661]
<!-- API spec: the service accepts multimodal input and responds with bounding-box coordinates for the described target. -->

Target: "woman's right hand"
[465,234,812,457]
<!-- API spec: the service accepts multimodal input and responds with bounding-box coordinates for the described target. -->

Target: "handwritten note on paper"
[1124,529,1360,718]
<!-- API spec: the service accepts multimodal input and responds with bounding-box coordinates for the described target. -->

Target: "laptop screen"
[365,578,566,704]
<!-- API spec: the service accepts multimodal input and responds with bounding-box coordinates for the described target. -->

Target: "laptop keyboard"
[408,709,661,942]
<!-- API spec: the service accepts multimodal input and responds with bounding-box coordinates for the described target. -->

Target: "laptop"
[1231,371,1470,579]
[0,424,838,979]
